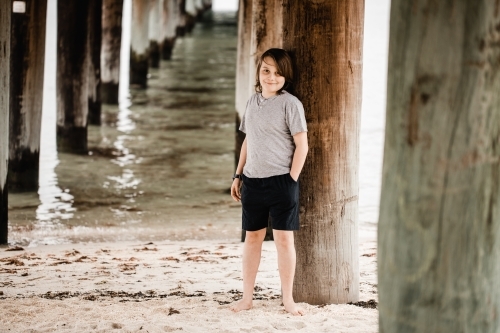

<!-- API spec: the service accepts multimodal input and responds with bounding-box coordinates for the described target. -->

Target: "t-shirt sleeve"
[286,99,308,136]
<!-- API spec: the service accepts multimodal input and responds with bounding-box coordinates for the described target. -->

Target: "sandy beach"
[0,238,377,332]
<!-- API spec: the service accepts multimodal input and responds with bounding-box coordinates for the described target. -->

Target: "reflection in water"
[36,0,75,224]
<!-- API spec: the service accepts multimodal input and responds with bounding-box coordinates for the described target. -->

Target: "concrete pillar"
[101,0,124,104]
[148,0,162,68]
[57,1,92,154]
[9,0,47,192]
[88,0,103,125]
[130,0,150,88]
[0,0,11,244]
[283,0,364,304]
[160,0,178,60]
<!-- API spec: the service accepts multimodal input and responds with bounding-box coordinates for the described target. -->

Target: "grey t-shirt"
[240,91,308,178]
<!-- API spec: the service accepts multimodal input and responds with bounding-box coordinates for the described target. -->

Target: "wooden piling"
[161,0,178,60]
[57,1,92,154]
[283,0,364,304]
[130,0,151,88]
[148,0,161,68]
[88,0,103,125]
[184,0,197,33]
[9,0,47,192]
[378,1,500,332]
[101,0,124,104]
[176,0,187,36]
[0,0,11,244]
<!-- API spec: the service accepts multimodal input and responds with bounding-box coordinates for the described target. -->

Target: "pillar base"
[186,14,196,33]
[101,82,119,105]
[130,50,149,88]
[161,37,176,60]
[8,149,40,192]
[0,186,7,245]
[149,40,160,68]
[176,26,186,37]
[88,98,101,125]
[57,125,88,154]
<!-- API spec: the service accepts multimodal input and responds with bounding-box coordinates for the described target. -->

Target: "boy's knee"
[245,229,266,243]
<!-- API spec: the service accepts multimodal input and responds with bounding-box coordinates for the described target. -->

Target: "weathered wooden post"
[184,0,197,33]
[88,0,103,125]
[161,0,178,60]
[9,0,47,191]
[130,0,150,87]
[283,0,364,304]
[148,0,162,68]
[0,0,11,244]
[176,0,187,36]
[101,0,124,104]
[57,1,91,154]
[235,0,252,170]
[378,1,500,332]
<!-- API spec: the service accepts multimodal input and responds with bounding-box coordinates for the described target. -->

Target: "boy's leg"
[230,228,267,312]
[273,229,305,316]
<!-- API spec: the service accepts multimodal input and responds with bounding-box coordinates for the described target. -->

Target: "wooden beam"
[88,0,103,125]
[148,0,161,68]
[101,0,124,104]
[9,0,47,191]
[160,0,178,60]
[130,0,150,88]
[0,0,11,244]
[379,1,500,331]
[57,0,91,154]
[283,0,364,304]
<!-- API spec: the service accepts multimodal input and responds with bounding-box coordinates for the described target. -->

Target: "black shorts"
[241,173,300,231]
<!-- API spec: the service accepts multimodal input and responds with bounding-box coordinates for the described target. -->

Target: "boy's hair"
[255,48,294,94]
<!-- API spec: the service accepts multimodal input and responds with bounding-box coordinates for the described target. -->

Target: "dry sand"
[0,239,377,332]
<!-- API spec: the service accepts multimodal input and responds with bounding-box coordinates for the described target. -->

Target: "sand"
[0,239,377,332]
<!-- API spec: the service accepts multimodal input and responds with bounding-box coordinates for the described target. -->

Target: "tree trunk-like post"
[88,0,103,125]
[378,1,500,332]
[9,0,47,192]
[0,0,11,245]
[161,0,178,60]
[130,0,150,88]
[148,0,162,68]
[176,0,187,36]
[184,0,197,33]
[101,0,124,104]
[57,1,91,154]
[283,1,364,304]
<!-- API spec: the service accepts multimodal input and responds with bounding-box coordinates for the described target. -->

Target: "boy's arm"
[290,131,308,181]
[231,138,247,202]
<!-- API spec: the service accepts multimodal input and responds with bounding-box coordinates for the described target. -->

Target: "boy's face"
[259,57,286,97]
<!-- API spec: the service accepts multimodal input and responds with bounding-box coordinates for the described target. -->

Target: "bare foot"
[230,299,253,312]
[283,301,306,316]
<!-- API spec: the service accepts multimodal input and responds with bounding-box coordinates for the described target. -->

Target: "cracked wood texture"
[378,1,500,332]
[0,0,11,244]
[101,0,124,104]
[9,0,47,191]
[283,0,364,304]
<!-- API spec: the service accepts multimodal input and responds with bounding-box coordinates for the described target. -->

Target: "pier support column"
[57,1,91,154]
[176,0,187,36]
[184,0,197,33]
[101,0,124,104]
[88,0,103,125]
[148,0,161,68]
[130,0,150,88]
[283,0,364,304]
[378,1,500,332]
[161,0,178,60]
[9,0,47,192]
[0,0,11,244]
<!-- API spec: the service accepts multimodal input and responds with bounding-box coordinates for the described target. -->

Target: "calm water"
[8,0,390,246]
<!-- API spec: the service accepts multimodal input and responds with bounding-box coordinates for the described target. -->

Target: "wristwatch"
[232,174,242,180]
